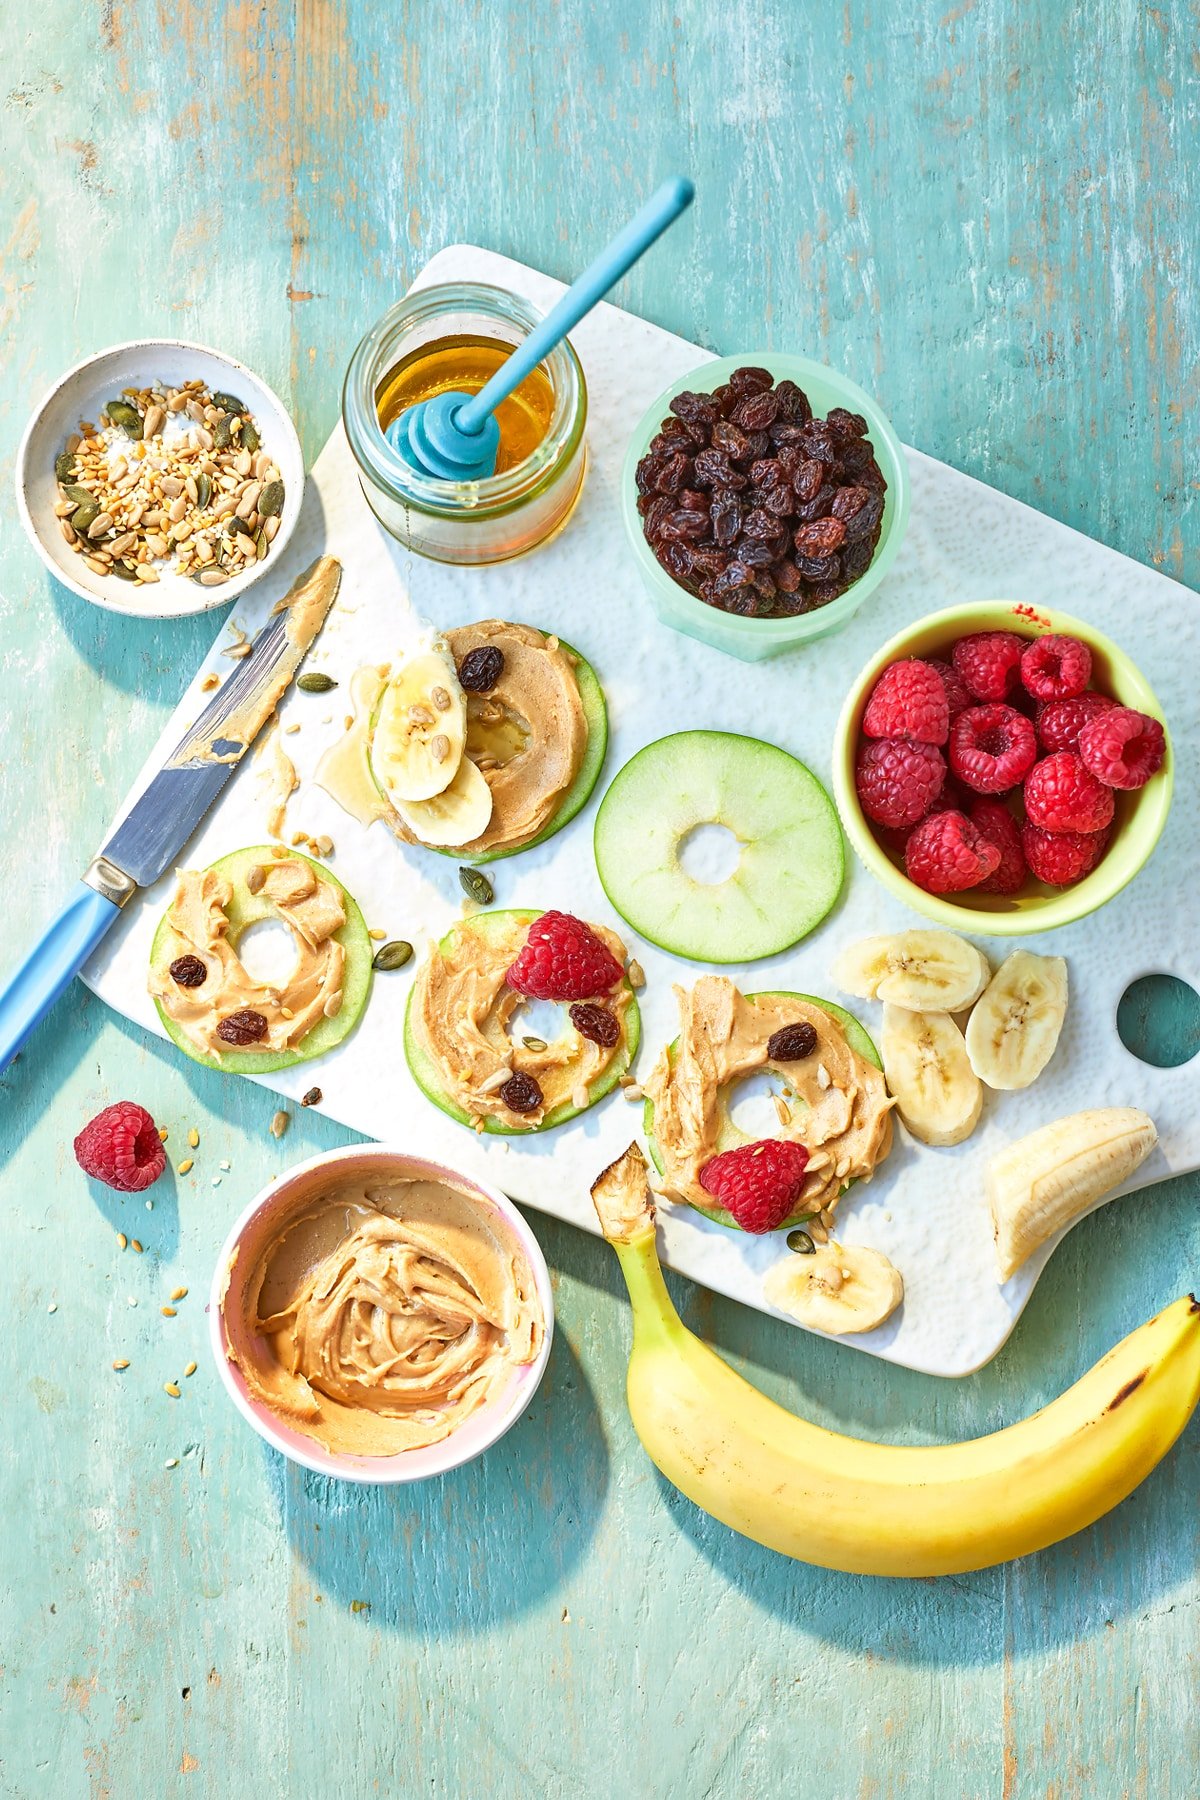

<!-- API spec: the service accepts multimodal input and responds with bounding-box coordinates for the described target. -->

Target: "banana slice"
[966,950,1068,1091]
[988,1107,1158,1281]
[370,646,467,803]
[833,930,990,1013]
[764,1241,903,1336]
[393,753,494,848]
[880,1005,983,1146]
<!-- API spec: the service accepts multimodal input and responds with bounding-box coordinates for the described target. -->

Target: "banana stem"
[613,1229,681,1352]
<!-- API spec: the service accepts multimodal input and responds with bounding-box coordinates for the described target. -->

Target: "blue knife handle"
[0,883,121,1072]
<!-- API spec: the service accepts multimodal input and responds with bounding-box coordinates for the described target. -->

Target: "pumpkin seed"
[104,399,143,439]
[258,479,284,517]
[458,866,494,906]
[195,471,212,509]
[241,419,260,455]
[786,1228,816,1255]
[62,484,95,507]
[213,415,233,449]
[54,451,76,483]
[211,390,247,415]
[111,559,139,581]
[228,514,254,538]
[254,525,268,560]
[71,499,100,534]
[297,671,337,693]
[371,940,413,972]
[521,1036,548,1052]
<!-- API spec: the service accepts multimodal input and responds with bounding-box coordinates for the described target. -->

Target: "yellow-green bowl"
[832,601,1173,935]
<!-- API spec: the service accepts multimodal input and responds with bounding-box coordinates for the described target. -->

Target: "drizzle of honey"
[466,698,530,767]
[376,335,556,475]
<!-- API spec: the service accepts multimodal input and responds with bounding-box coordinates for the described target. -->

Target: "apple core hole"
[679,823,741,886]
[726,1070,793,1139]
[237,919,299,988]
[1117,974,1200,1068]
[504,997,565,1048]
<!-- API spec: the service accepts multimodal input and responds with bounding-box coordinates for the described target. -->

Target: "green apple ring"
[643,991,880,1230]
[594,730,843,963]
[149,846,373,1075]
[370,631,607,863]
[404,908,641,1135]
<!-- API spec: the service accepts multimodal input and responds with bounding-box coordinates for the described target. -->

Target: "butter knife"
[0,555,341,1073]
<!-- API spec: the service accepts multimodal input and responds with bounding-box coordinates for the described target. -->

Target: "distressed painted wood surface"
[1,4,1197,1795]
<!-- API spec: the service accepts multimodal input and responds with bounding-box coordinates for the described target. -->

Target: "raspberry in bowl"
[832,603,1172,935]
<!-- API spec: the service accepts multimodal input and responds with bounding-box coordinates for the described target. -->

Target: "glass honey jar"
[342,282,587,565]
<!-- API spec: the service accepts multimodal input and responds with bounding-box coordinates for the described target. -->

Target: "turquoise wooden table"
[1,6,1197,1795]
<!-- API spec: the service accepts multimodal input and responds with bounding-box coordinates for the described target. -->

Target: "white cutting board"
[83,245,1200,1377]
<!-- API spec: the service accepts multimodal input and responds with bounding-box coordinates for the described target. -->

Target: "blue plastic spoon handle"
[0,883,121,1072]
[456,175,695,436]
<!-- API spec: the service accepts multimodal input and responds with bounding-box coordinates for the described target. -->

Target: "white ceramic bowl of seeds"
[16,338,305,619]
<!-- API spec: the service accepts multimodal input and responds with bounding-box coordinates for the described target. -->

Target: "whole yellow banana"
[592,1145,1200,1578]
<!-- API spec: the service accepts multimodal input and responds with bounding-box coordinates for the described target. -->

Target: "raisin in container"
[621,353,910,663]
[343,282,587,566]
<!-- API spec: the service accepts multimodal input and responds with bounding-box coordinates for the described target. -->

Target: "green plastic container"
[620,352,910,664]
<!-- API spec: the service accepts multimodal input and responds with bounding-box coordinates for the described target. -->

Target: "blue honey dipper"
[387,176,695,481]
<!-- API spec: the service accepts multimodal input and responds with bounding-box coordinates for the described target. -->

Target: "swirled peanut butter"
[223,1175,544,1457]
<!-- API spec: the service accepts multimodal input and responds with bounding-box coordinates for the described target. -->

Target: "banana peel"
[592,1143,1200,1577]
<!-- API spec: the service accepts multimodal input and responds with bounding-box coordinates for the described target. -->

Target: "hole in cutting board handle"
[1117,974,1200,1068]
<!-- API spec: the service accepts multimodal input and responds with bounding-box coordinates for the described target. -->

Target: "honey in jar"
[343,281,588,567]
[375,335,556,476]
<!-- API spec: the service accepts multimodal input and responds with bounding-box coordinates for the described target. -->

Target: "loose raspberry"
[855,738,945,830]
[948,704,1038,794]
[862,659,949,745]
[1077,706,1167,791]
[1019,633,1092,701]
[1024,752,1115,834]
[968,799,1027,895]
[927,657,973,719]
[905,809,1001,894]
[952,631,1024,702]
[74,1101,166,1193]
[1021,822,1110,887]
[506,910,624,1001]
[1036,692,1118,755]
[698,1138,810,1233]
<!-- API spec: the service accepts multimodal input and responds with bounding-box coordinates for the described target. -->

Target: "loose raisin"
[728,365,774,396]
[458,646,504,692]
[169,954,207,988]
[569,1002,621,1048]
[216,1009,268,1046]
[499,1071,543,1114]
[767,1021,819,1061]
[793,517,847,557]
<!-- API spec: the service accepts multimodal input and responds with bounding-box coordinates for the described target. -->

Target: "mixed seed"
[53,379,285,589]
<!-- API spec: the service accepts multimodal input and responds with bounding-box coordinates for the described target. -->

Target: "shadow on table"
[269,1324,610,1635]
[48,568,228,698]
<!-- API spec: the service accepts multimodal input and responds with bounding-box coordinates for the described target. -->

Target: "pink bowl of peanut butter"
[209,1144,553,1483]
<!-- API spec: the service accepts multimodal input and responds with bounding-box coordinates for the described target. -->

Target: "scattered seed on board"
[369,928,387,941]
[112,1359,130,1371]
[212,1176,222,1189]
[177,1159,193,1175]
[458,866,494,906]
[188,1128,199,1148]
[301,1087,322,1107]
[47,1301,57,1313]
[219,1160,231,1172]
[372,940,413,972]
[184,1362,197,1378]
[158,1127,169,1142]
[131,1240,144,1254]
[162,1306,177,1317]
[164,1382,181,1398]
[171,1286,188,1301]
[297,671,337,693]
[628,960,646,989]
[165,1458,180,1469]
[116,1232,128,1250]
[270,1110,290,1139]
